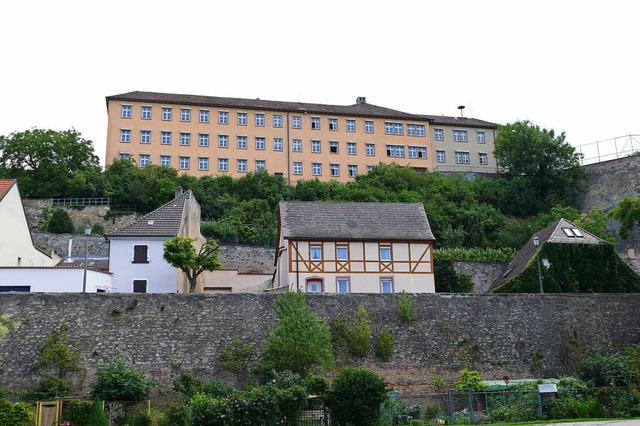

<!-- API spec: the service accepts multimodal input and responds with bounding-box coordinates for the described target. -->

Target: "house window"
[455,151,470,164]
[199,157,209,171]
[453,130,468,142]
[199,134,209,147]
[180,132,190,146]
[336,246,348,261]
[237,112,247,126]
[348,165,357,177]
[381,278,393,294]
[365,120,374,133]
[180,156,190,170]
[255,160,266,172]
[133,245,148,263]
[219,111,228,124]
[292,139,302,152]
[133,280,147,293]
[346,119,356,132]
[434,129,444,141]
[436,150,446,163]
[337,277,350,294]
[312,163,322,176]
[409,146,427,159]
[181,108,191,122]
[218,158,229,172]
[329,118,338,131]
[237,159,247,173]
[477,131,486,143]
[121,105,132,118]
[366,143,375,156]
[311,117,321,130]
[160,155,171,167]
[199,110,210,123]
[140,130,151,144]
[330,164,339,177]
[273,115,283,128]
[385,122,403,135]
[255,113,265,127]
[329,141,339,154]
[237,136,247,149]
[379,246,391,261]
[255,137,265,150]
[407,124,426,136]
[311,140,321,153]
[306,279,323,293]
[366,165,374,173]
[161,107,172,121]
[386,145,405,158]
[292,116,301,129]
[218,135,228,148]
[161,131,172,145]
[347,142,357,155]
[139,154,150,166]
[293,162,303,175]
[310,245,322,261]
[479,153,488,165]
[273,138,283,151]
[120,129,131,143]
[119,153,131,160]
[562,228,585,238]
[141,106,152,120]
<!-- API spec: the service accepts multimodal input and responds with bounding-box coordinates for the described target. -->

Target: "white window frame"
[381,278,393,294]
[477,131,486,143]
[311,140,321,153]
[140,130,151,144]
[346,119,356,132]
[179,156,190,170]
[160,155,171,167]
[365,120,374,134]
[237,159,247,173]
[380,246,391,261]
[255,113,265,127]
[337,277,350,294]
[161,107,172,121]
[218,158,229,172]
[330,163,339,177]
[199,134,209,147]
[434,129,444,141]
[139,154,150,166]
[200,110,210,123]
[180,132,190,146]
[218,135,229,148]
[273,115,283,128]
[310,245,322,261]
[121,105,132,119]
[348,165,357,177]
[120,129,131,143]
[293,162,303,175]
[292,139,302,152]
[329,141,339,154]
[312,163,322,176]
[218,111,229,125]
[255,137,265,150]
[161,131,172,145]
[347,142,357,155]
[436,150,446,163]
[141,106,152,120]
[237,136,247,149]
[329,118,338,131]
[199,157,209,171]
[453,130,468,142]
[181,108,191,122]
[255,160,266,172]
[311,117,321,130]
[479,152,488,165]
[292,116,302,129]
[237,112,247,126]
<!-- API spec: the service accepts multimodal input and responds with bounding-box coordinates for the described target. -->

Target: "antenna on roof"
[458,105,465,118]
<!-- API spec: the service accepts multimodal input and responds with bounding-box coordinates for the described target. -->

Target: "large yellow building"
[105,91,498,183]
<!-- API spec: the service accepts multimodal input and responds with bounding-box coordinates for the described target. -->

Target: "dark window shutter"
[133,245,148,263]
[133,280,147,293]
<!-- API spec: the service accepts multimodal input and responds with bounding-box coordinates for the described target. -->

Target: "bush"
[47,208,74,233]
[325,368,388,426]
[346,304,372,358]
[435,259,474,293]
[455,369,486,391]
[580,353,629,387]
[85,397,108,426]
[218,338,254,373]
[66,400,92,426]
[159,405,190,426]
[397,291,416,323]
[91,356,153,401]
[129,410,152,426]
[374,329,395,362]
[303,373,329,397]
[0,398,32,426]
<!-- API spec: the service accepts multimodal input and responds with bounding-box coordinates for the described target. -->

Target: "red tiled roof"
[0,179,16,202]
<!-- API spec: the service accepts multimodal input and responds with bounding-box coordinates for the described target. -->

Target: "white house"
[273,202,436,293]
[0,266,112,292]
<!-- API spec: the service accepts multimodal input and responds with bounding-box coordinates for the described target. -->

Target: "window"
[119,153,131,160]
[453,130,468,142]
[255,113,265,127]
[218,135,228,148]
[381,278,393,294]
[162,107,172,121]
[329,141,339,154]
[346,119,356,132]
[255,137,265,150]
[139,154,150,166]
[409,146,427,159]
[218,111,228,124]
[237,136,247,149]
[180,156,190,170]
[292,116,301,129]
[434,129,444,141]
[273,138,283,151]
[255,160,266,172]
[455,151,470,164]
[329,118,338,131]
[348,165,357,177]
[273,115,282,128]
[199,134,209,147]
[367,165,374,173]
[336,246,348,261]
[347,142,357,155]
[311,117,320,130]
[160,155,171,167]
[292,139,302,152]
[477,131,486,143]
[237,112,247,126]
[133,280,147,293]
[310,245,322,260]
[180,132,190,146]
[140,130,151,144]
[306,280,323,293]
[311,140,321,153]
[161,131,172,145]
[120,129,131,143]
[365,120,374,133]
[562,228,584,238]
[218,158,228,172]
[199,157,209,171]
[337,277,350,293]
[379,246,391,261]
[200,110,210,123]
[366,143,375,156]
[293,162,303,175]
[141,106,152,120]
[479,153,488,165]
[386,145,405,158]
[121,105,132,118]
[385,122,403,135]
[133,245,148,263]
[181,108,191,122]
[237,159,247,173]
[312,163,322,176]
[407,124,426,136]
[330,163,339,177]
[436,150,446,163]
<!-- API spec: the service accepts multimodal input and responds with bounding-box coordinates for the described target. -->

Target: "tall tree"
[609,195,640,246]
[163,236,221,293]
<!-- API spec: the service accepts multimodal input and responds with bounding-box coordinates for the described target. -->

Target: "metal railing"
[576,134,640,165]
[51,198,110,207]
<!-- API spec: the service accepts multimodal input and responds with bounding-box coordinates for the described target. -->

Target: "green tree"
[435,259,474,293]
[91,356,153,401]
[346,304,372,358]
[609,196,640,241]
[455,369,486,391]
[46,208,74,234]
[163,237,221,293]
[257,291,334,376]
[0,129,101,198]
[325,368,388,426]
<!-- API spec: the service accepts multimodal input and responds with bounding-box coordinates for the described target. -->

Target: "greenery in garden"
[91,356,154,401]
[46,208,75,233]
[0,397,32,426]
[434,247,517,262]
[330,304,373,359]
[217,338,254,374]
[163,236,222,293]
[434,259,474,293]
[325,368,389,426]
[397,290,416,323]
[455,368,487,391]
[609,195,640,241]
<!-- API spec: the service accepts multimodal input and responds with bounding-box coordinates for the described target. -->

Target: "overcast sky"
[1,0,638,166]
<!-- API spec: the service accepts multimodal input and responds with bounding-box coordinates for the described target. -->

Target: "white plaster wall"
[0,268,112,292]
[203,270,272,292]
[109,238,178,293]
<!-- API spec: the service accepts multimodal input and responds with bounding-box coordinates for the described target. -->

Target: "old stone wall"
[32,232,110,258]
[583,155,640,212]
[452,261,508,293]
[1,293,638,398]
[218,245,275,274]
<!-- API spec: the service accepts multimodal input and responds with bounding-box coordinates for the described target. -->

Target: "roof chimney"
[356,96,367,104]
[175,186,183,198]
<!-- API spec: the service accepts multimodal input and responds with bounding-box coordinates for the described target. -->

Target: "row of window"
[306,277,394,294]
[435,151,489,165]
[120,104,425,135]
[309,245,391,261]
[434,129,486,144]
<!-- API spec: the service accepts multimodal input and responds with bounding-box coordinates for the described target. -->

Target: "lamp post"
[533,236,544,293]
[82,225,92,293]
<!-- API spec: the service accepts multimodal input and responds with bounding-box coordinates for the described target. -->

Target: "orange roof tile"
[0,179,16,202]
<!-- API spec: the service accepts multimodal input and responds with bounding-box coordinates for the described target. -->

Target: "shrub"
[129,410,152,426]
[47,208,74,233]
[91,356,153,401]
[346,304,372,358]
[159,405,190,426]
[374,329,395,362]
[66,400,92,426]
[218,338,254,373]
[455,369,486,391]
[580,353,628,387]
[397,291,416,323]
[325,368,388,426]
[85,397,108,426]
[435,259,474,293]
[303,373,329,397]
[0,398,32,426]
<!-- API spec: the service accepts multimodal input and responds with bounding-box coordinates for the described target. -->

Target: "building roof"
[489,218,604,292]
[278,202,435,241]
[0,179,16,202]
[107,91,429,122]
[57,258,110,271]
[106,190,192,238]
[422,115,499,129]
[0,265,111,274]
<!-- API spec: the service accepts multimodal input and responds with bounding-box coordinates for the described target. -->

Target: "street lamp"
[82,225,92,293]
[533,236,544,293]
